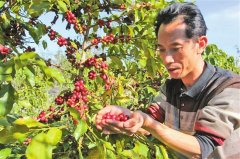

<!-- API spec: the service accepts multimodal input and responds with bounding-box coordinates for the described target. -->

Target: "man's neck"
[182,60,206,88]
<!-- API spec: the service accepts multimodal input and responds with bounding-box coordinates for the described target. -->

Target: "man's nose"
[162,53,174,64]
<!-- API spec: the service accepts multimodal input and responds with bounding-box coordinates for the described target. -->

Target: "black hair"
[155,2,207,39]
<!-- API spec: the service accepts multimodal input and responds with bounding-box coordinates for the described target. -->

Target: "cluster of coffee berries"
[88,70,97,80]
[55,96,64,105]
[118,35,131,43]
[66,10,77,25]
[83,57,113,90]
[101,33,117,44]
[37,106,62,123]
[48,29,57,40]
[90,34,116,46]
[65,10,82,32]
[120,4,126,10]
[68,79,89,106]
[97,19,111,29]
[37,106,61,123]
[24,46,35,52]
[0,45,12,56]
[91,34,131,46]
[102,112,129,122]
[50,78,89,124]
[65,45,77,56]
[2,20,25,46]
[47,28,80,66]
[134,2,152,10]
[57,36,68,47]
[91,37,101,45]
[23,138,32,145]
[54,78,89,107]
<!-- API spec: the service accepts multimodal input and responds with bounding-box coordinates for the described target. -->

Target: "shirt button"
[181,103,184,107]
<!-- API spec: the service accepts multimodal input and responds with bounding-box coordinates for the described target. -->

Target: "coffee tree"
[0,0,239,159]
[0,0,176,158]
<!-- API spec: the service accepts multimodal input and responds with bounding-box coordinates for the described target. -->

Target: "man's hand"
[96,105,150,136]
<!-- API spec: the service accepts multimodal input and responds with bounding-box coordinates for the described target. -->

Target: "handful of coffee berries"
[102,112,129,122]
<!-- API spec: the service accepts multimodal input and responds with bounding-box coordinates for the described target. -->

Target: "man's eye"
[160,49,165,52]
[172,48,180,52]
[158,48,166,53]
[174,47,183,51]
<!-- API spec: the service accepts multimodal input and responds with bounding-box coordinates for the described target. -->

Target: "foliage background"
[0,0,239,159]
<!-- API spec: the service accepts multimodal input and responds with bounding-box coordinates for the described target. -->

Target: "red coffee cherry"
[102,112,129,122]
[55,96,64,105]
[88,70,97,80]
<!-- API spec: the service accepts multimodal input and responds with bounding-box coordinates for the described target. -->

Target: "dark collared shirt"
[150,62,240,158]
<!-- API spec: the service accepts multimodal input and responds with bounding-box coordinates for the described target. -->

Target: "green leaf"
[146,57,157,78]
[57,1,68,13]
[112,0,124,5]
[27,27,40,44]
[0,125,29,144]
[0,148,11,159]
[14,117,45,128]
[26,132,53,159]
[0,13,10,28]
[121,141,149,158]
[63,0,70,6]
[0,63,13,75]
[46,128,62,145]
[106,149,116,159]
[17,100,32,109]
[42,40,48,49]
[20,52,39,61]
[159,145,169,159]
[43,67,65,83]
[0,84,15,117]
[128,26,134,37]
[0,1,5,8]
[73,119,88,140]
[101,140,115,151]
[133,141,149,157]
[68,107,81,121]
[0,117,10,128]
[35,59,47,67]
[114,96,131,105]
[0,60,14,82]
[155,145,164,159]
[0,74,12,83]
[27,0,51,17]
[110,56,123,69]
[23,67,35,86]
[86,147,103,159]
[26,22,47,44]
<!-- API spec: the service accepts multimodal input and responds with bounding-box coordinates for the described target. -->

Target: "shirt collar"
[181,62,216,98]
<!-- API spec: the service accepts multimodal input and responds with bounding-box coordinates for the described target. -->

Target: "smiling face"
[157,16,207,86]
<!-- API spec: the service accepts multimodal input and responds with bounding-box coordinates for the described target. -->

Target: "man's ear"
[197,36,208,54]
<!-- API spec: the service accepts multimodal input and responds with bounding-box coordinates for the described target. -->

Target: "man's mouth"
[167,68,179,72]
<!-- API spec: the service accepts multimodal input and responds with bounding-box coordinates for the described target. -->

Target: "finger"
[103,119,133,135]
[103,128,132,136]
[104,119,125,128]
[102,125,122,134]
[122,119,137,128]
[97,105,113,116]
[96,122,104,130]
[103,129,116,135]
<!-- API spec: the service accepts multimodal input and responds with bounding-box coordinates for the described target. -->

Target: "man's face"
[157,17,201,80]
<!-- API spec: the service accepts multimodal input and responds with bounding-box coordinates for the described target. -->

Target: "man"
[96,2,240,159]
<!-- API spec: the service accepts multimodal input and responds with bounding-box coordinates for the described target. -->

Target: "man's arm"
[141,112,201,158]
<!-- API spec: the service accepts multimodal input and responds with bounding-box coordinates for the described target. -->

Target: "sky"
[37,0,240,59]
[195,0,240,57]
